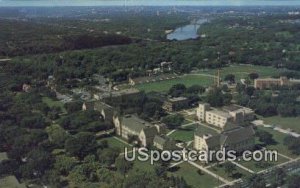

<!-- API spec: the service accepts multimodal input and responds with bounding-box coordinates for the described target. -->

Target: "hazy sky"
[1,0,300,7]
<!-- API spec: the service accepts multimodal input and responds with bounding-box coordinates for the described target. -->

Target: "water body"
[166,19,208,41]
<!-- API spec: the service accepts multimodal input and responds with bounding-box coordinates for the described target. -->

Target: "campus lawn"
[136,74,214,93]
[98,136,133,151]
[196,64,280,81]
[132,160,156,172]
[261,116,300,133]
[168,162,221,188]
[237,154,289,173]
[209,163,251,181]
[257,126,299,159]
[168,123,218,142]
[42,96,66,113]
[168,124,197,142]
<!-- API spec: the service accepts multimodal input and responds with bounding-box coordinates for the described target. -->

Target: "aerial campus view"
[0,0,300,187]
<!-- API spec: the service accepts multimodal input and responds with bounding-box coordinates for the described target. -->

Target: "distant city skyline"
[1,0,300,7]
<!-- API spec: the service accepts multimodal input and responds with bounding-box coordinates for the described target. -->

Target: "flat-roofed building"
[162,97,189,112]
[254,76,300,89]
[196,103,254,129]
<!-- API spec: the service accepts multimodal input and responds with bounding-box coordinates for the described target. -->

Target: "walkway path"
[230,161,255,174]
[113,136,133,147]
[188,161,231,184]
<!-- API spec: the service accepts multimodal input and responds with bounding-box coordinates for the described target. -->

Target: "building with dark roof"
[113,114,164,147]
[194,124,255,162]
[162,97,189,112]
[153,135,176,150]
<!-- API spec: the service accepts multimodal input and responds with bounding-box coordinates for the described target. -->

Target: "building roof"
[153,135,166,146]
[142,126,158,139]
[223,104,253,114]
[122,115,152,133]
[94,101,113,111]
[205,135,221,149]
[221,126,255,146]
[168,97,188,102]
[153,135,175,147]
[97,88,141,99]
[222,104,242,112]
[207,109,232,118]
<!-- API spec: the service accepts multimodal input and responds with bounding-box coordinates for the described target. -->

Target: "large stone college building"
[196,103,254,130]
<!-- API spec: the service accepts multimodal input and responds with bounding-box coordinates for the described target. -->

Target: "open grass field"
[168,123,218,142]
[0,152,8,162]
[237,154,289,173]
[197,64,280,80]
[136,74,214,93]
[135,65,280,93]
[209,163,251,181]
[168,162,221,188]
[257,126,299,159]
[0,176,26,188]
[98,137,132,151]
[261,116,300,133]
[42,96,67,113]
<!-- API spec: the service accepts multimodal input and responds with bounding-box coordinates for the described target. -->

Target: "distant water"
[167,19,208,41]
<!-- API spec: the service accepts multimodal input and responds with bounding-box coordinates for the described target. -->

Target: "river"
[166,18,208,41]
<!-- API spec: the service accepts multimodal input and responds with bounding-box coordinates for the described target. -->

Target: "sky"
[0,0,300,7]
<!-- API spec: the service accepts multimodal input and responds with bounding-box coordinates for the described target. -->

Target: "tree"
[115,157,132,175]
[19,148,53,178]
[245,86,255,96]
[54,155,77,176]
[273,168,286,186]
[168,84,186,97]
[224,162,236,177]
[206,88,224,107]
[186,85,205,94]
[64,101,83,114]
[249,72,259,80]
[20,113,48,129]
[256,129,275,145]
[248,174,266,188]
[97,148,119,166]
[224,74,235,83]
[283,136,300,155]
[162,114,184,129]
[287,174,300,188]
[46,124,69,147]
[65,132,97,159]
